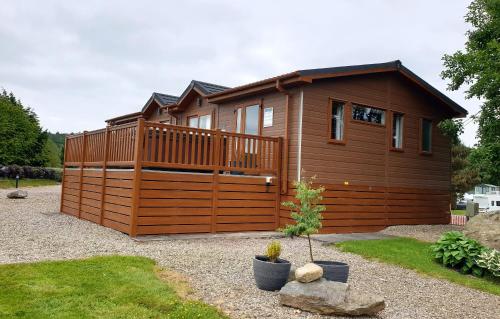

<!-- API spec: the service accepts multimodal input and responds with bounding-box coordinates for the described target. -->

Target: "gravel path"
[1,186,498,319]
[381,224,464,242]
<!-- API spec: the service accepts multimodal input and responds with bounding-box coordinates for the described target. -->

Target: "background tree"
[0,89,49,166]
[441,0,500,185]
[439,119,481,207]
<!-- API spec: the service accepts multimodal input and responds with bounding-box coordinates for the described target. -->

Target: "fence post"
[130,119,145,237]
[77,131,88,219]
[59,136,69,213]
[210,129,222,233]
[99,127,110,225]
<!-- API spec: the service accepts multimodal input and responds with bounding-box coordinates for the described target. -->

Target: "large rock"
[295,263,323,283]
[7,190,28,199]
[280,278,385,316]
[464,211,500,250]
[288,264,297,282]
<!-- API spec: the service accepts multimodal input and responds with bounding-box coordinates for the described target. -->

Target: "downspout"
[297,89,304,181]
[276,79,290,194]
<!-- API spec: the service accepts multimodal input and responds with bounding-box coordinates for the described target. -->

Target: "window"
[263,107,273,127]
[497,201,500,206]
[199,114,211,129]
[188,116,199,128]
[188,114,211,129]
[330,100,345,141]
[235,104,260,135]
[245,105,259,135]
[421,119,432,153]
[352,104,385,125]
[392,113,404,149]
[492,201,495,206]
[236,108,243,133]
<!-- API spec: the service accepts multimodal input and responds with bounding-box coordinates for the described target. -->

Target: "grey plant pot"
[314,261,349,283]
[253,255,291,291]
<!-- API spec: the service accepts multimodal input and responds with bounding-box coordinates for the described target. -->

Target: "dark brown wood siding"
[300,72,451,190]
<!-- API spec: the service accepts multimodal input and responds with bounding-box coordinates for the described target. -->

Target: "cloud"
[0,0,479,145]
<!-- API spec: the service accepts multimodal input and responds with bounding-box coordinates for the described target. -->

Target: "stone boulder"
[295,263,323,283]
[7,190,28,199]
[280,278,385,316]
[288,264,297,282]
[464,211,500,250]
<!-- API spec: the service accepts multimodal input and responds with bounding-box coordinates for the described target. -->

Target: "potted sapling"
[253,240,291,291]
[281,175,349,283]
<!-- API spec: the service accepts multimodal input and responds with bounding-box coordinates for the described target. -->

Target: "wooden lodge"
[60,60,468,236]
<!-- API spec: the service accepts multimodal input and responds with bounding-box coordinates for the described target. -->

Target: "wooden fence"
[60,119,282,236]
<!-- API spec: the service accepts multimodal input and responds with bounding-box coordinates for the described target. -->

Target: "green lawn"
[0,178,60,189]
[335,238,500,296]
[451,209,466,215]
[0,256,227,319]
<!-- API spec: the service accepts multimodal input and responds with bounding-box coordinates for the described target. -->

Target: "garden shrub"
[265,241,282,263]
[431,231,488,277]
[476,249,500,277]
[0,165,62,182]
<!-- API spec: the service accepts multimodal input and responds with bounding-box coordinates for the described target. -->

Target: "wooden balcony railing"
[64,119,282,176]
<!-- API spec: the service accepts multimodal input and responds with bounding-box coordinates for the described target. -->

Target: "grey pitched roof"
[152,92,179,106]
[177,80,229,104]
[193,80,229,95]
[297,60,468,116]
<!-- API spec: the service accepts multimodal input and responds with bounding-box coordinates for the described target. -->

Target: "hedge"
[0,165,62,182]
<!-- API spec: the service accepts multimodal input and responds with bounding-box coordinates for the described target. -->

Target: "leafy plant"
[431,231,488,277]
[476,249,500,277]
[281,175,325,262]
[441,0,500,185]
[265,240,281,263]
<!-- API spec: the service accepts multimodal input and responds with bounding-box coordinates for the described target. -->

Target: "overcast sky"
[1,0,479,146]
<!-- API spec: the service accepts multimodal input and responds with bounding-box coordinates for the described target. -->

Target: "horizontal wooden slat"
[217,207,276,215]
[218,199,276,208]
[136,224,211,235]
[140,181,213,191]
[104,202,132,215]
[105,194,132,207]
[218,191,276,200]
[142,171,213,183]
[81,197,101,209]
[138,207,212,216]
[105,178,133,189]
[140,190,212,199]
[137,216,211,225]
[103,218,130,234]
[140,198,212,208]
[215,223,276,232]
[61,205,79,216]
[103,210,130,224]
[216,215,275,224]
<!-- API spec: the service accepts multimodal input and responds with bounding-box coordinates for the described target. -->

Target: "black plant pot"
[314,261,349,283]
[253,255,291,291]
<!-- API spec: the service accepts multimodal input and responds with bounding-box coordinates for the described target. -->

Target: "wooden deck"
[60,119,283,236]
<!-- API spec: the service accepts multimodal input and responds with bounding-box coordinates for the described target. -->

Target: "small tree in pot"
[281,176,325,262]
[253,240,291,291]
[282,175,350,282]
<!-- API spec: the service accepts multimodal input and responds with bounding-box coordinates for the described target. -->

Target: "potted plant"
[281,175,349,283]
[253,240,291,291]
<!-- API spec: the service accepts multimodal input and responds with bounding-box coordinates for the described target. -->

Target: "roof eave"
[105,111,143,123]
[207,72,304,103]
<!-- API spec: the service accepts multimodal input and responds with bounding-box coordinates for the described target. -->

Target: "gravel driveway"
[1,186,498,319]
